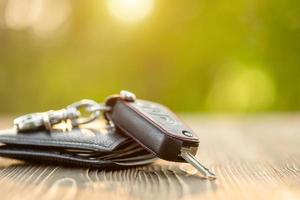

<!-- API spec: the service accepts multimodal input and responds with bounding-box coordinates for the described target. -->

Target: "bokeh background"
[0,0,299,114]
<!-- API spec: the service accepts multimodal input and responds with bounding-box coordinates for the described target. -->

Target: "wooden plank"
[0,115,299,200]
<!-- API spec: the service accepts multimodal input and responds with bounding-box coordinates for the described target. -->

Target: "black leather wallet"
[0,125,157,168]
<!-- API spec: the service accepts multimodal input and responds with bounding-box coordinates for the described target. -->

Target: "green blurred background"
[0,0,299,114]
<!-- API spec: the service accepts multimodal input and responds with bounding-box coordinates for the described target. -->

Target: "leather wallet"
[0,124,157,168]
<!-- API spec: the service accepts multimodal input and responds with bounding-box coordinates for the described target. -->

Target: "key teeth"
[208,175,217,180]
[203,171,217,180]
[180,149,216,180]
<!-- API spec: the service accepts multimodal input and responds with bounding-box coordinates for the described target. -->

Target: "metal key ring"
[67,99,101,126]
[14,99,111,132]
[14,112,44,131]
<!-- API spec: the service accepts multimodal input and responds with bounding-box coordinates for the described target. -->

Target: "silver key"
[180,148,216,180]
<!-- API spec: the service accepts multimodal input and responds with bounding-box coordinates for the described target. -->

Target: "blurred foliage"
[0,0,299,113]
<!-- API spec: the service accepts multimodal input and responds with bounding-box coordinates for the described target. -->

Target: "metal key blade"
[180,148,216,180]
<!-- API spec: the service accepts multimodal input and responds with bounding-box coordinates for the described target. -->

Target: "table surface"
[0,115,299,200]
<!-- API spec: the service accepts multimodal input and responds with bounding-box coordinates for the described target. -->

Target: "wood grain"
[0,115,299,200]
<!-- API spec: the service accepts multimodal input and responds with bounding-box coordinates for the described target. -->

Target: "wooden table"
[0,115,299,200]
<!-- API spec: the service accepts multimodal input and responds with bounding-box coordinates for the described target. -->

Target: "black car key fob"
[104,91,216,180]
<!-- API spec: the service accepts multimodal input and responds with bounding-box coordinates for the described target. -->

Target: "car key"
[13,90,215,179]
[104,91,216,180]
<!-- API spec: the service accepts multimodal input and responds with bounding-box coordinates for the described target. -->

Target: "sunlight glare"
[107,0,154,22]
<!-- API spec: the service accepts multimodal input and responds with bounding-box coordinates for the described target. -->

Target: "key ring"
[13,90,135,132]
[14,99,111,132]
[67,99,111,126]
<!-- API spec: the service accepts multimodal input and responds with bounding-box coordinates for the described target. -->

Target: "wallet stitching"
[0,136,124,151]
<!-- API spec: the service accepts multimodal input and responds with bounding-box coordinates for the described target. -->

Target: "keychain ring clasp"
[14,99,112,132]
[67,99,111,126]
